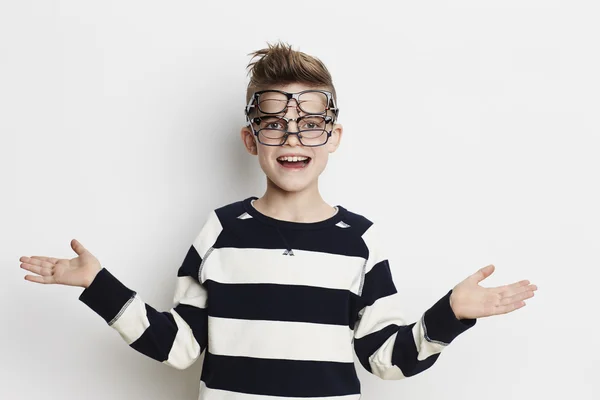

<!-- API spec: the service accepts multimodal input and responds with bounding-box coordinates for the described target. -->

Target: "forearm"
[79,268,204,370]
[354,290,476,380]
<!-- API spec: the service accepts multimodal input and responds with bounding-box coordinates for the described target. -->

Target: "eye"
[299,117,325,130]
[257,117,286,130]
[266,121,283,129]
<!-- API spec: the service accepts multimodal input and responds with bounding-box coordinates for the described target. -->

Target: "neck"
[253,178,336,223]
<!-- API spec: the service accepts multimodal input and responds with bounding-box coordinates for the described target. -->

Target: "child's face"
[240,82,343,194]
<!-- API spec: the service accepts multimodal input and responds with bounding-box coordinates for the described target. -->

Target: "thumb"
[473,264,495,283]
[71,239,88,256]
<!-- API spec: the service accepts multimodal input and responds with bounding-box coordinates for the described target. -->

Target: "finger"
[20,261,54,276]
[492,279,530,294]
[473,264,495,283]
[24,274,54,284]
[30,256,60,264]
[71,239,87,256]
[20,256,56,269]
[497,283,538,298]
[494,300,526,315]
[499,289,535,306]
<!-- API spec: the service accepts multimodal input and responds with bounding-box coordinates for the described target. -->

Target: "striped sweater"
[79,196,476,399]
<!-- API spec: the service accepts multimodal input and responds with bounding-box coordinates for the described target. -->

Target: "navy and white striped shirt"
[79,196,476,399]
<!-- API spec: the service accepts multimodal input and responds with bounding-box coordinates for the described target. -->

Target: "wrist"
[449,290,463,320]
[83,267,102,289]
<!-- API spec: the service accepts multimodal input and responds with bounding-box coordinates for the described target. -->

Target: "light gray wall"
[2,0,597,399]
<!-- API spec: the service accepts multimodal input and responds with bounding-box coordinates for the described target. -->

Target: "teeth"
[277,156,308,162]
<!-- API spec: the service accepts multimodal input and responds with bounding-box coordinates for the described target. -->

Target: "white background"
[1,1,598,399]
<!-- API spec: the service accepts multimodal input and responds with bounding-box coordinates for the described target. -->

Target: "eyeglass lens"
[257,91,328,114]
[257,115,329,146]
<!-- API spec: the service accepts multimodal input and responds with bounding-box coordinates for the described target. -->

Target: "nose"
[282,100,303,147]
[285,120,301,147]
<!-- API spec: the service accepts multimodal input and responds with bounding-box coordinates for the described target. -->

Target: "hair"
[245,41,337,107]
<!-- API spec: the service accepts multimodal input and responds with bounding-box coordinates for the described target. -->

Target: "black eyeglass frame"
[244,89,340,117]
[246,114,335,147]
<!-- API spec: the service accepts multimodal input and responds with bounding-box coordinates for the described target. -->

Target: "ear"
[240,126,258,155]
[327,123,343,154]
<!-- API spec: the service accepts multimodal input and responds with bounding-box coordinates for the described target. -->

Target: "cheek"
[310,151,330,172]
[256,148,275,170]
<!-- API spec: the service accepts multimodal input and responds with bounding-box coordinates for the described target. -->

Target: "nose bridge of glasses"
[281,116,300,133]
[282,97,301,116]
[284,129,301,146]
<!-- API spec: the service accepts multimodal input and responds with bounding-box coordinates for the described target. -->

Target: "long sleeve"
[78,210,223,370]
[352,224,476,380]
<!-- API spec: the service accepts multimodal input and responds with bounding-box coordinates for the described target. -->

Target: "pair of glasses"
[247,115,334,147]
[245,89,339,117]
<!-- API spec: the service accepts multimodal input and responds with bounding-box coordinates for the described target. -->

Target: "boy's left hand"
[449,264,537,320]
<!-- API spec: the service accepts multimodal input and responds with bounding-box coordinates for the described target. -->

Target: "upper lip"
[276,153,311,158]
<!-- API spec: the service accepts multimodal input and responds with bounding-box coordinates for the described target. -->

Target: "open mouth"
[276,155,311,169]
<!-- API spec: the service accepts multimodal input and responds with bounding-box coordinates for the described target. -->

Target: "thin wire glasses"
[245,89,339,116]
[248,115,334,147]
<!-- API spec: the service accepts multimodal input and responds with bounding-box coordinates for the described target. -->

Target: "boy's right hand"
[19,239,102,288]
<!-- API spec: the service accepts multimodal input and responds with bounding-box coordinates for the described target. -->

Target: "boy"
[19,42,537,399]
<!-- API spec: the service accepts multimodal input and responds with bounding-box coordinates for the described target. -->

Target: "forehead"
[261,82,329,94]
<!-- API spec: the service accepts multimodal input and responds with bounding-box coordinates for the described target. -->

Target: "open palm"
[450,264,537,320]
[19,239,102,288]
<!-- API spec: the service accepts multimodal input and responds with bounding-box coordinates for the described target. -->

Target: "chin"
[268,176,316,193]
[258,157,327,193]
